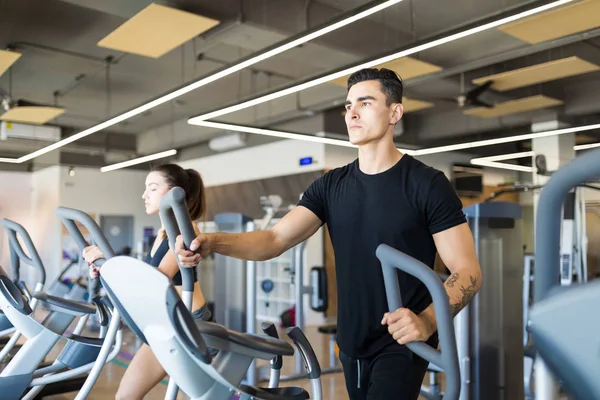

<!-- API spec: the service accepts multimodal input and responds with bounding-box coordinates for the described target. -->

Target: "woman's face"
[142,171,170,214]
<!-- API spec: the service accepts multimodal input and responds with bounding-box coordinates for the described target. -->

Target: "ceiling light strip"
[574,142,600,151]
[471,159,534,172]
[473,151,535,162]
[411,122,600,156]
[10,0,403,164]
[100,149,177,173]
[470,142,600,172]
[194,120,600,162]
[196,120,361,149]
[188,0,574,124]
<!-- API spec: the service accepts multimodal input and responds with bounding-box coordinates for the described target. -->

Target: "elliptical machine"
[526,147,600,400]
[376,244,461,400]
[57,187,323,400]
[0,217,122,399]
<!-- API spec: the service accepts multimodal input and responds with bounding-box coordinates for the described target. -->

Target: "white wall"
[0,172,33,281]
[31,166,62,288]
[179,139,326,187]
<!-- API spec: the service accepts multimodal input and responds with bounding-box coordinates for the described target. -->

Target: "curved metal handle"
[158,187,198,292]
[286,326,322,379]
[1,219,47,285]
[55,207,116,258]
[534,147,600,303]
[376,244,460,400]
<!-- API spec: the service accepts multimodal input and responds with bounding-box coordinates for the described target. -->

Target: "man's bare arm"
[176,206,323,264]
[419,222,482,331]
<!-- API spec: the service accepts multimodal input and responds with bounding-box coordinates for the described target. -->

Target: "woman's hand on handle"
[82,245,104,278]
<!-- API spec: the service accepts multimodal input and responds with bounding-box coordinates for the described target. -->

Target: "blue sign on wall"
[299,157,313,166]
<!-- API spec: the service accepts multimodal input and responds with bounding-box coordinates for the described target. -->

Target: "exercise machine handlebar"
[158,186,198,293]
[55,207,115,262]
[376,244,460,400]
[534,147,600,303]
[1,218,47,285]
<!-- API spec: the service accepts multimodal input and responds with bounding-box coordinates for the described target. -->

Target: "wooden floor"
[10,317,442,400]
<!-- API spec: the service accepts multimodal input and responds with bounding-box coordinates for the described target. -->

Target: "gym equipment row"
[0,148,598,399]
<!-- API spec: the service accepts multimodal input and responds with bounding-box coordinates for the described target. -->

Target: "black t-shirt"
[298,154,466,359]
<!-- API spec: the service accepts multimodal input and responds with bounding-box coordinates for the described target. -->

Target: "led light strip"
[191,120,421,153]
[574,142,600,151]
[411,122,600,156]
[0,157,20,164]
[473,151,535,162]
[1,0,404,165]
[471,151,535,173]
[188,0,574,124]
[194,120,417,153]
[471,160,534,173]
[192,120,600,159]
[100,149,177,173]
[470,140,600,172]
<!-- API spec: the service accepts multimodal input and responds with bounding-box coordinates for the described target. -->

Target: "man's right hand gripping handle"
[175,233,210,267]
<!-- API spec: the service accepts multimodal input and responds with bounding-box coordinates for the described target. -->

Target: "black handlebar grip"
[261,322,283,369]
[286,326,321,379]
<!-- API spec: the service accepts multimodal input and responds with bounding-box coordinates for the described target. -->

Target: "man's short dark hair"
[347,68,403,106]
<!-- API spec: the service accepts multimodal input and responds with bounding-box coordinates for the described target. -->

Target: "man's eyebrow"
[345,95,377,105]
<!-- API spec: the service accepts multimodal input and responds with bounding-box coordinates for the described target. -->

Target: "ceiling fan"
[413,73,496,109]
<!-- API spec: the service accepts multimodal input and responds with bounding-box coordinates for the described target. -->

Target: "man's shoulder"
[318,159,357,183]
[403,154,445,180]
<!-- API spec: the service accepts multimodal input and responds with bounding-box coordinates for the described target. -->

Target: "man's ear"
[390,103,404,124]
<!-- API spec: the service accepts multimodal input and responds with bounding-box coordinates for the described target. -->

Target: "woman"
[83,163,211,400]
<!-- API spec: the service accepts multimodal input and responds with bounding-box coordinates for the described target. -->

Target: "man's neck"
[358,137,404,175]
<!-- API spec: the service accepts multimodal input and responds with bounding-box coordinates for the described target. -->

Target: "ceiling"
[0,0,599,172]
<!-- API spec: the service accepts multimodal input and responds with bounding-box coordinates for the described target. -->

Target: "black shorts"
[339,335,438,400]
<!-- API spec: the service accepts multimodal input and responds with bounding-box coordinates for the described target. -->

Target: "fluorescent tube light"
[411,122,600,156]
[472,151,535,162]
[470,141,600,172]
[193,120,600,160]
[196,120,361,149]
[574,142,600,151]
[188,0,574,124]
[195,120,422,154]
[0,157,20,163]
[2,0,402,164]
[471,159,534,172]
[101,149,177,172]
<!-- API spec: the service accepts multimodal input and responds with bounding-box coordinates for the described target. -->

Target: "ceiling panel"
[327,56,442,87]
[463,94,563,118]
[97,4,220,58]
[0,106,65,125]
[498,0,600,44]
[472,56,600,91]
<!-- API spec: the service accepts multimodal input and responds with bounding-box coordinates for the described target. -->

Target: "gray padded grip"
[534,147,600,303]
[55,207,116,259]
[33,292,97,315]
[1,219,46,285]
[158,187,198,292]
[376,244,460,400]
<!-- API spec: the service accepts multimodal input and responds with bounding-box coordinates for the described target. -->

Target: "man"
[175,68,482,399]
